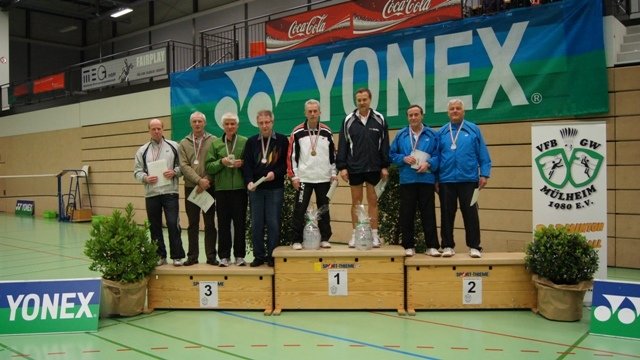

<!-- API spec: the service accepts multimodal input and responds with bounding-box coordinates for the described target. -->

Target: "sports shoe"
[219,258,230,267]
[372,234,381,248]
[267,259,275,267]
[425,248,442,257]
[183,258,198,266]
[292,242,303,250]
[250,259,264,267]
[172,258,184,266]
[235,257,246,266]
[348,233,355,248]
[320,241,331,249]
[156,258,167,266]
[405,248,415,256]
[206,259,219,266]
[469,248,482,258]
[441,247,455,257]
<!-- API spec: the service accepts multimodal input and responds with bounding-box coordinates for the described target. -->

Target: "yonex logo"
[213,60,295,128]
[593,294,640,325]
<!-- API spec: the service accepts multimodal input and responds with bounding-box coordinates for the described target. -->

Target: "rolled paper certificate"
[326,179,338,200]
[249,176,267,191]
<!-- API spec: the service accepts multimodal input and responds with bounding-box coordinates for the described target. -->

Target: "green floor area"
[0,214,638,360]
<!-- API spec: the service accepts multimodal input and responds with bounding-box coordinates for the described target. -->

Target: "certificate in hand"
[326,179,339,200]
[374,179,388,198]
[187,187,214,212]
[470,188,480,207]
[411,150,430,171]
[249,176,267,191]
[147,159,170,187]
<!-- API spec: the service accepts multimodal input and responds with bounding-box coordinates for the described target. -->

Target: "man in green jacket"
[206,112,248,267]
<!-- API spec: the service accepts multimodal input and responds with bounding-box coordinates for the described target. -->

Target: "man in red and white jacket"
[287,99,337,250]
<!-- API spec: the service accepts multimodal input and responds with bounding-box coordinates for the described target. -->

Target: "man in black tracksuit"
[336,88,390,248]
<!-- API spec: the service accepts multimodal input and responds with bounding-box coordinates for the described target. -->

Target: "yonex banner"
[0,278,101,335]
[590,280,640,340]
[531,121,608,291]
[171,0,607,140]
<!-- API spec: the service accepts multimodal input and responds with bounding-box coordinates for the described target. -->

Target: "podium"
[148,263,274,314]
[405,252,536,314]
[272,245,405,314]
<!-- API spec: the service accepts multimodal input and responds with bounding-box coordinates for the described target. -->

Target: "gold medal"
[311,150,317,156]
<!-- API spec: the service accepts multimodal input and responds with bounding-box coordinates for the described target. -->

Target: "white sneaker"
[348,233,355,248]
[404,248,415,256]
[441,247,455,257]
[425,248,442,257]
[292,242,303,250]
[235,257,246,266]
[219,258,230,267]
[372,234,381,248]
[156,258,167,266]
[320,241,331,248]
[172,258,183,266]
[469,248,482,258]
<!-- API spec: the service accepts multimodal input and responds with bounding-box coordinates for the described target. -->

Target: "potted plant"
[525,225,599,321]
[84,203,158,317]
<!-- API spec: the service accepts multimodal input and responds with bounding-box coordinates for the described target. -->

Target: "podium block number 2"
[328,269,348,296]
[462,277,482,305]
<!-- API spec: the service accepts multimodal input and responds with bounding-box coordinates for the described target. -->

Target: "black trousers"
[215,189,248,259]
[290,182,332,243]
[399,183,439,249]
[438,182,481,250]
[184,187,217,262]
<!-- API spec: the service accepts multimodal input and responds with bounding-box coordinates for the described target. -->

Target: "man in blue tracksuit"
[389,105,440,257]
[437,99,491,258]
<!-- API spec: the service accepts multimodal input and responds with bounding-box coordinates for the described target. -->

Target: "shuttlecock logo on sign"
[213,60,294,129]
[594,295,640,325]
[534,127,604,189]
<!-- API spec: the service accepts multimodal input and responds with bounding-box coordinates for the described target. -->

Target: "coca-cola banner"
[266,4,354,53]
[266,0,461,53]
[353,0,461,36]
[171,0,607,141]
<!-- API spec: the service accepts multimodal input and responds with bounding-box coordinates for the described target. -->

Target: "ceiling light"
[110,7,133,18]
[59,25,78,33]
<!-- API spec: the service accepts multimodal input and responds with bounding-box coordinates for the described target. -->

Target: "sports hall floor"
[0,213,638,360]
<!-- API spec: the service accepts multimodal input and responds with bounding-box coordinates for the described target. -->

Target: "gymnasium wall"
[0,66,638,269]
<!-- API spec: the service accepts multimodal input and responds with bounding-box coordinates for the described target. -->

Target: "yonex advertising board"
[590,280,640,340]
[0,278,101,335]
[171,0,608,140]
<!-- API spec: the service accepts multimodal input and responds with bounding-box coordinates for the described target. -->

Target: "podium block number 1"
[328,269,348,296]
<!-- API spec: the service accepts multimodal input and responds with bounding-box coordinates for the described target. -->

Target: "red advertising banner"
[33,72,65,94]
[352,0,462,36]
[265,0,461,54]
[266,4,354,53]
[12,83,29,97]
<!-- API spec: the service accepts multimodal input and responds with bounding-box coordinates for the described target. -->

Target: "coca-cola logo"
[382,0,432,19]
[288,14,328,39]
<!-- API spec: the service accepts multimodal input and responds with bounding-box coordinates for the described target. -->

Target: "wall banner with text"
[531,121,607,282]
[171,0,607,140]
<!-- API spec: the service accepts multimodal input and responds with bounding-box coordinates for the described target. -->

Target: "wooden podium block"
[148,264,274,315]
[405,252,536,314]
[272,245,405,314]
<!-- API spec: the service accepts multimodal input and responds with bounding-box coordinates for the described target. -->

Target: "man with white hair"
[206,112,248,267]
[436,99,491,258]
[179,111,218,266]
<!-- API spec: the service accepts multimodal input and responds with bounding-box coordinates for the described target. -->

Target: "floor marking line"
[371,311,640,358]
[114,320,252,359]
[0,341,36,360]
[87,333,164,359]
[556,331,587,360]
[219,311,439,360]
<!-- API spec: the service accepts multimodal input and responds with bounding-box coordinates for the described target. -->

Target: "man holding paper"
[178,111,218,266]
[206,112,248,267]
[336,88,390,248]
[134,118,185,266]
[436,99,491,258]
[287,99,337,250]
[243,110,289,267]
[389,105,440,257]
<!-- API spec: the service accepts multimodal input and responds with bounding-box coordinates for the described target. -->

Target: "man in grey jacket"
[134,118,185,266]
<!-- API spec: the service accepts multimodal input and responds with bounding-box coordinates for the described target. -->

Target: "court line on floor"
[0,341,36,360]
[87,332,166,359]
[219,311,439,359]
[0,242,88,262]
[557,331,589,360]
[371,312,640,358]
[114,319,254,359]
